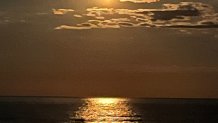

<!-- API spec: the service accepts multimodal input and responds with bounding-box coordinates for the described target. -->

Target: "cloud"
[117,65,218,73]
[55,23,97,30]
[54,2,218,30]
[74,14,83,18]
[36,12,49,15]
[55,20,121,30]
[52,9,74,15]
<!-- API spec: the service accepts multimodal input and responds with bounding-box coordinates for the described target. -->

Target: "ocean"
[0,97,218,123]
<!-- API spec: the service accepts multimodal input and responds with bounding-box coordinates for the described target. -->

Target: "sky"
[0,0,218,98]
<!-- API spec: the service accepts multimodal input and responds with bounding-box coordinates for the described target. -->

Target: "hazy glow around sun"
[120,0,160,3]
[99,0,114,5]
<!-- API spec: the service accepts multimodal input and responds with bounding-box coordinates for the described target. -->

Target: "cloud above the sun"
[53,2,218,30]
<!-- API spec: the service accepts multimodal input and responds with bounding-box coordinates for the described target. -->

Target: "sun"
[105,0,112,3]
[98,0,114,6]
[120,0,160,3]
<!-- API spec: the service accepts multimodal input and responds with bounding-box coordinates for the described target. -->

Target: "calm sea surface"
[0,97,218,123]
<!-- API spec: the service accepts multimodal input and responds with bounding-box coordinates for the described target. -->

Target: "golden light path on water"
[74,98,140,122]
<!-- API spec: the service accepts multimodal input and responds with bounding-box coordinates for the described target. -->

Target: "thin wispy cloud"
[52,9,74,15]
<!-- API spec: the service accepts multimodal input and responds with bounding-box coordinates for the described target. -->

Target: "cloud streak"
[52,9,74,15]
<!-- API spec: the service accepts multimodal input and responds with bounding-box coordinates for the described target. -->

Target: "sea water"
[0,97,218,123]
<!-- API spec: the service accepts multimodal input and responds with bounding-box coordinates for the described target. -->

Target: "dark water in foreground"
[0,97,218,123]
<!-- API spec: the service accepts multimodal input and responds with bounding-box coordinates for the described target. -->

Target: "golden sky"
[0,0,218,98]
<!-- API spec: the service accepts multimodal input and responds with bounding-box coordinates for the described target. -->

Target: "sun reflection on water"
[95,98,119,104]
[75,98,140,122]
